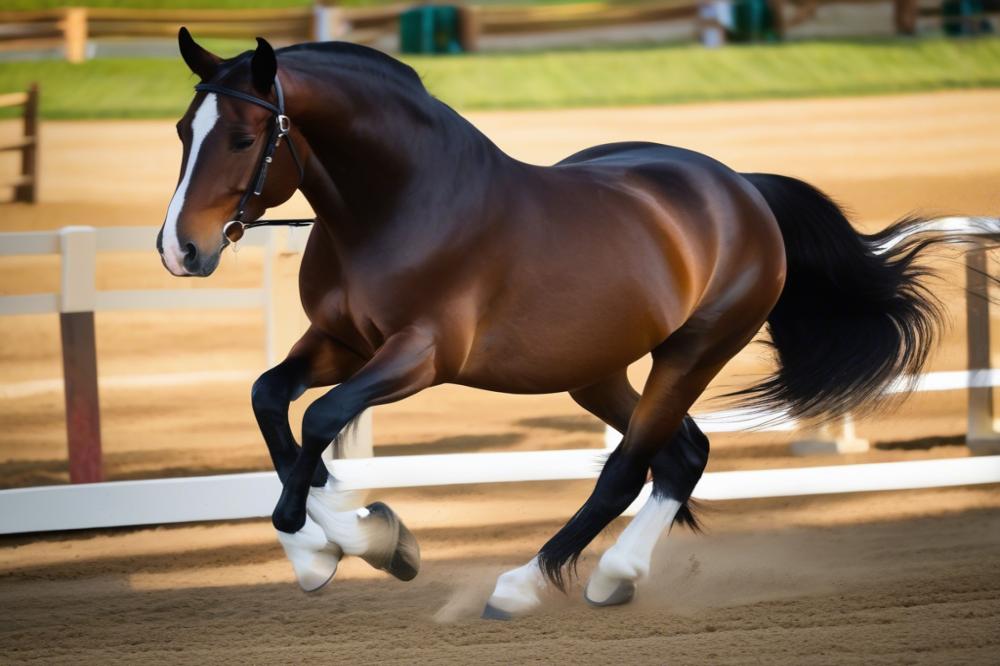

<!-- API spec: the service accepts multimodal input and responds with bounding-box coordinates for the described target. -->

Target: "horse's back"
[552,140,778,260]
[556,141,722,173]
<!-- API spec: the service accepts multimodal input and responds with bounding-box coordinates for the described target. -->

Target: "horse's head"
[157,28,303,277]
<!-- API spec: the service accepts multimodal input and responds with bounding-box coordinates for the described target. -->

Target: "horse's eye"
[231,136,255,152]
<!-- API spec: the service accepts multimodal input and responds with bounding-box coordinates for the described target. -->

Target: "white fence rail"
[0,220,997,535]
[0,225,277,353]
[2,451,999,534]
[0,225,287,483]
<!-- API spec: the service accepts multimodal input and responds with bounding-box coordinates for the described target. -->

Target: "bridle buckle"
[277,114,291,136]
[223,219,246,244]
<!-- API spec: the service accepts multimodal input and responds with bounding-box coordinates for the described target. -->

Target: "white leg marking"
[305,480,421,580]
[585,495,681,605]
[306,479,381,556]
[161,93,219,275]
[486,557,547,616]
[275,513,342,593]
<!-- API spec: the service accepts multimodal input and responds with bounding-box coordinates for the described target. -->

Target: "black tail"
[739,173,995,420]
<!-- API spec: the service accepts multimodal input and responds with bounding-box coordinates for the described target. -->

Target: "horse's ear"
[251,37,277,95]
[178,27,220,81]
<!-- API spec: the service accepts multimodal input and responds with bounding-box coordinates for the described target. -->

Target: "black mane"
[278,41,425,92]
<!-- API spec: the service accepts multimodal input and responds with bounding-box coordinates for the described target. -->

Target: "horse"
[156,29,972,618]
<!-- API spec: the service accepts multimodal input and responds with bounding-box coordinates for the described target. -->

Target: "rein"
[194,75,314,244]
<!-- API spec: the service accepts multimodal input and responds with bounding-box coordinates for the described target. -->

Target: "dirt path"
[2,484,999,664]
[1,91,999,663]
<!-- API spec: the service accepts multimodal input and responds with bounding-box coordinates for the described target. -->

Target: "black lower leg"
[272,392,361,533]
[537,446,649,590]
[650,415,710,530]
[251,358,329,487]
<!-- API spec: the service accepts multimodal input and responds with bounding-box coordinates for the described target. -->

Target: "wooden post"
[965,246,999,453]
[790,414,869,456]
[13,83,38,204]
[457,6,480,53]
[770,0,788,40]
[59,227,103,483]
[62,7,88,64]
[894,0,918,35]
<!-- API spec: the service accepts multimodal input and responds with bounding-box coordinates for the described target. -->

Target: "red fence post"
[59,226,103,483]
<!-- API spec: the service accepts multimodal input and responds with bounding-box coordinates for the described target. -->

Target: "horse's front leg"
[273,327,439,581]
[251,327,364,485]
[252,328,366,591]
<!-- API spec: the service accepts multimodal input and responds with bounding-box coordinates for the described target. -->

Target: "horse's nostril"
[182,242,199,270]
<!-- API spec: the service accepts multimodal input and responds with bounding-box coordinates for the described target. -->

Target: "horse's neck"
[292,69,511,244]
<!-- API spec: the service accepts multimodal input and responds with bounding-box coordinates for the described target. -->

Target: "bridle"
[194,75,314,244]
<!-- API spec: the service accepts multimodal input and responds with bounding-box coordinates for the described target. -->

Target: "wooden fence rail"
[0,83,39,204]
[3,1,991,61]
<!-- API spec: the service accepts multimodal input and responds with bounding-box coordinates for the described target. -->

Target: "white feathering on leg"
[306,479,373,555]
[275,513,342,592]
[585,495,681,605]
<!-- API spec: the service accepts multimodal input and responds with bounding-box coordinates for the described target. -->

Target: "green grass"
[1,38,999,119]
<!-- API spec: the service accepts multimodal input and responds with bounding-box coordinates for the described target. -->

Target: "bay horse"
[157,29,964,618]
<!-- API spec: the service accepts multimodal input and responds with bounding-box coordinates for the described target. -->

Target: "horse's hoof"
[275,515,343,593]
[480,603,513,621]
[584,579,636,607]
[483,558,545,618]
[360,502,421,582]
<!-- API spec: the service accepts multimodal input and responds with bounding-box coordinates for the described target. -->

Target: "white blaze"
[161,93,219,275]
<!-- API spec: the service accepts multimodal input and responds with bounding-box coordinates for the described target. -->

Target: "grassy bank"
[1,37,998,119]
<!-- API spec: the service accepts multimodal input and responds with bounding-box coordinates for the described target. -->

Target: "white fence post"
[312,4,348,42]
[263,227,277,367]
[966,245,999,453]
[789,414,868,455]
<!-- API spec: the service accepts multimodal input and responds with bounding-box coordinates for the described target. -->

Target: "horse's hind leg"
[482,372,637,619]
[482,370,705,617]
[584,418,708,607]
[484,324,751,619]
[535,335,731,587]
[568,374,710,608]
